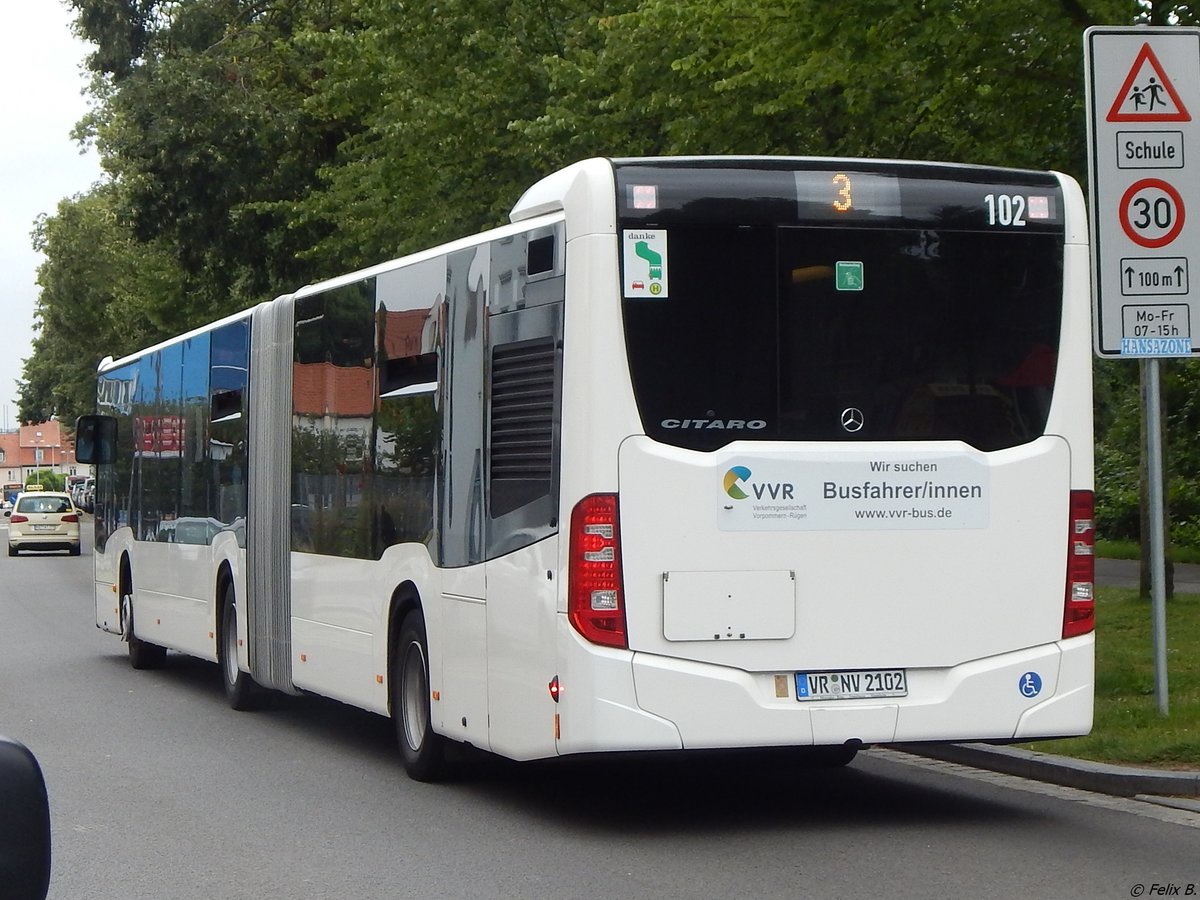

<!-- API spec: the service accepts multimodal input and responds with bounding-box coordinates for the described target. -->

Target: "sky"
[0,1,103,429]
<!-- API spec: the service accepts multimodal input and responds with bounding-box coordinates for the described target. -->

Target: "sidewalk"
[894,742,1200,806]
[898,558,1200,806]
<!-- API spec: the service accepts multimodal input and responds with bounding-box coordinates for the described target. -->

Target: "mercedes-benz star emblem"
[840,407,865,433]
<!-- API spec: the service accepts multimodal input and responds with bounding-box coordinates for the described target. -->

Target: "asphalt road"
[2,526,1197,899]
[1096,556,1200,593]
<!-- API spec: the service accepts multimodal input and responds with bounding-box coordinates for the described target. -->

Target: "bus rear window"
[621,225,1063,451]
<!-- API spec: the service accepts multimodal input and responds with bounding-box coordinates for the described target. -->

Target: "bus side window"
[376,355,439,551]
[375,257,446,558]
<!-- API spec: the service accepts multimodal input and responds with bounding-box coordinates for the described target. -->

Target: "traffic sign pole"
[1145,359,1170,716]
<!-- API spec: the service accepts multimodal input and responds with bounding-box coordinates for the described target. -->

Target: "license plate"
[32,525,59,532]
[795,669,908,701]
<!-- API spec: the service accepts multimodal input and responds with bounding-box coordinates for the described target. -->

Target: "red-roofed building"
[291,363,375,465]
[292,363,375,420]
[380,308,436,360]
[0,420,82,485]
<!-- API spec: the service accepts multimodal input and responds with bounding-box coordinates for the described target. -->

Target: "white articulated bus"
[77,156,1095,780]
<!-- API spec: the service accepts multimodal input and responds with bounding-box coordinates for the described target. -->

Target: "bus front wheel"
[393,610,446,782]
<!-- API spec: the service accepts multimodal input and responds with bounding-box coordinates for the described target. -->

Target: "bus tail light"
[1063,490,1095,639]
[568,493,628,648]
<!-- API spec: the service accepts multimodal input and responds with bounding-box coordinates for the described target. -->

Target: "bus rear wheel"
[123,582,166,671]
[393,610,446,782]
[219,584,259,711]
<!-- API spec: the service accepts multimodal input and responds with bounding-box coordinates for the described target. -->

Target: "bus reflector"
[1063,490,1095,639]
[569,494,628,648]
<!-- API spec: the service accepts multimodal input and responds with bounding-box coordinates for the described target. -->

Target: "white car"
[5,491,81,557]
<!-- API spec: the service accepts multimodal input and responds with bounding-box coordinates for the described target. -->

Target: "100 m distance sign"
[1120,177,1186,248]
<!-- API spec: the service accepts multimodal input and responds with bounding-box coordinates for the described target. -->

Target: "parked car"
[154,516,224,545]
[69,479,86,509]
[5,492,81,557]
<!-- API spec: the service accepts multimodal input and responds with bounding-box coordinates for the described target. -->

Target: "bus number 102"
[984,193,1027,227]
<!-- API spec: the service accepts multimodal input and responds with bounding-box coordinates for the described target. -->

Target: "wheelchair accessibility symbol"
[1019,672,1043,698]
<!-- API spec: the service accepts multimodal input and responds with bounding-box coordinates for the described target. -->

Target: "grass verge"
[1017,586,1199,769]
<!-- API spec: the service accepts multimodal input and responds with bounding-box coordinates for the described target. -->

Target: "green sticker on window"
[835,261,864,291]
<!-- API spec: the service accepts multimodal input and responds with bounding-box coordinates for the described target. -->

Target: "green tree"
[286,0,620,269]
[72,0,354,317]
[517,0,1198,181]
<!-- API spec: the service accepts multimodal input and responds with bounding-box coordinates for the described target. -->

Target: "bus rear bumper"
[624,634,1095,749]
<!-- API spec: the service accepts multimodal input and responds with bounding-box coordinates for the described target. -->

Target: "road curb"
[893,742,1200,798]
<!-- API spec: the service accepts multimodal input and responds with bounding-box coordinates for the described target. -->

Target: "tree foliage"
[21,184,181,424]
[23,0,1200,544]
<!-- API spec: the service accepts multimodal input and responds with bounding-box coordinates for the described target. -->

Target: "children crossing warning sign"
[1107,42,1191,123]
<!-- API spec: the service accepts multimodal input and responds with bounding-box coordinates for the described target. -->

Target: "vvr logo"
[723,466,795,501]
[724,466,752,500]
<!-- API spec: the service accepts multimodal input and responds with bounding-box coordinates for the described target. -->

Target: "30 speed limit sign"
[1119,178,1186,248]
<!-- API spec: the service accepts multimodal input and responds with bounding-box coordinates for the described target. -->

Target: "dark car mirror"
[0,737,51,900]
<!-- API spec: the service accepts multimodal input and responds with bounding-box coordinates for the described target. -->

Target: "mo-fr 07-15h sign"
[1086,26,1200,358]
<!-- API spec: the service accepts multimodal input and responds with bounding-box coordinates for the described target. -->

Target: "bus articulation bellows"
[77,156,1095,780]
